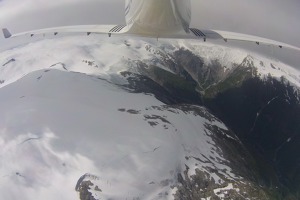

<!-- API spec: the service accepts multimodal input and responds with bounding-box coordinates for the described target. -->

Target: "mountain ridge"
[0,35,299,199]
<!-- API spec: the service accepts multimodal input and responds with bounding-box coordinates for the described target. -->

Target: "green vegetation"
[204,66,255,98]
[150,66,202,104]
[134,51,300,199]
[152,67,196,93]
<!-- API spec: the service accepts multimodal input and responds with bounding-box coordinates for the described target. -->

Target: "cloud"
[191,0,300,46]
[1,0,299,43]
[0,0,299,67]
[0,0,124,31]
[0,0,73,18]
[190,0,300,67]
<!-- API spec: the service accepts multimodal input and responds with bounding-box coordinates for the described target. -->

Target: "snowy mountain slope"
[0,35,299,90]
[0,35,299,199]
[0,69,260,200]
[181,42,300,86]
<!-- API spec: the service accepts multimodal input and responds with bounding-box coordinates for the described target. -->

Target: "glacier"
[0,35,299,199]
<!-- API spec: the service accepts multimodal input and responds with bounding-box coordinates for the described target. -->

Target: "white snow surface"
[179,40,300,87]
[1,35,300,89]
[0,35,299,200]
[0,69,234,199]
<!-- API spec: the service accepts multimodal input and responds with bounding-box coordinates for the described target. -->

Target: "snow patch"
[214,183,239,199]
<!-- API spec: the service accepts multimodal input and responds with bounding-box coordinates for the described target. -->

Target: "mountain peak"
[241,55,255,65]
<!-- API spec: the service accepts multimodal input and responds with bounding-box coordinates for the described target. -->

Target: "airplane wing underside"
[198,29,300,51]
[2,26,300,52]
[2,25,127,38]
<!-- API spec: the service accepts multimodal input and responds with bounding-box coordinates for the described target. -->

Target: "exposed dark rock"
[205,77,300,198]
[75,174,101,200]
[77,180,96,200]
[119,47,300,199]
[120,70,202,104]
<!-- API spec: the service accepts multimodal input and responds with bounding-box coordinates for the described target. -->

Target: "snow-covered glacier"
[0,35,299,200]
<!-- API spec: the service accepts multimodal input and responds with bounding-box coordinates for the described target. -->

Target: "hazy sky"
[0,0,299,67]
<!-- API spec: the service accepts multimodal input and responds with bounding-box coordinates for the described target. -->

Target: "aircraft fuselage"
[125,0,191,36]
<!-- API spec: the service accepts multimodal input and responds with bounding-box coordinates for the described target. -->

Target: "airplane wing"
[188,28,300,51]
[2,26,300,52]
[2,24,128,38]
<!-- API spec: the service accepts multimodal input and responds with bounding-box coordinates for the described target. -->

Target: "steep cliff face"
[126,43,300,199]
[205,77,300,197]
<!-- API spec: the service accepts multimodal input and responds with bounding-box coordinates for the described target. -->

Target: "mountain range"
[0,35,299,199]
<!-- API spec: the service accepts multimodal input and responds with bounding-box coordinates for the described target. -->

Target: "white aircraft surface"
[2,0,300,51]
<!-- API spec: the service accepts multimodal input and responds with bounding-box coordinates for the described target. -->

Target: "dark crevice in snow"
[143,146,161,154]
[15,172,25,178]
[2,58,15,67]
[49,62,67,71]
[37,75,42,80]
[19,137,42,145]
